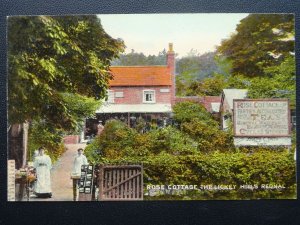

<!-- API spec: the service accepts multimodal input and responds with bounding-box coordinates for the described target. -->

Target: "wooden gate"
[98,165,143,201]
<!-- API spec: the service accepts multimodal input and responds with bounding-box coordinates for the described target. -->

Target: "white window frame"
[143,90,156,103]
[106,90,114,103]
[115,91,124,98]
[160,88,170,93]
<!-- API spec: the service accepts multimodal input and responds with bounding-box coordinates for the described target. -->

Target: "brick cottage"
[84,43,176,137]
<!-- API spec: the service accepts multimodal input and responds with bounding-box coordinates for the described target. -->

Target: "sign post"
[7,160,16,201]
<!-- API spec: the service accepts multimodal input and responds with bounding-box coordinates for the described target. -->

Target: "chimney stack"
[167,43,175,105]
[168,43,174,53]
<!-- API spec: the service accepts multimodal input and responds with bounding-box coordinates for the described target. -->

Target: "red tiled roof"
[109,66,172,86]
[175,96,204,104]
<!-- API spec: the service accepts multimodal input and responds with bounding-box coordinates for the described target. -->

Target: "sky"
[98,14,249,57]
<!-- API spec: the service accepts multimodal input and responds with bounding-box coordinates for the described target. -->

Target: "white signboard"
[7,160,16,201]
[233,99,290,137]
[234,137,292,146]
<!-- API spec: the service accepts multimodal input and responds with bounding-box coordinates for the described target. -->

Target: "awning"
[96,103,172,113]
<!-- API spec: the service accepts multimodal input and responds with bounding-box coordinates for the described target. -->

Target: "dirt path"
[29,143,86,201]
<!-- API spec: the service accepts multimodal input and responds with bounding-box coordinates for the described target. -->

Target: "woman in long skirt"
[33,147,52,198]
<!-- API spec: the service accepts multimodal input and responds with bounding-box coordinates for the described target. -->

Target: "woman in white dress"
[72,148,88,176]
[33,147,52,198]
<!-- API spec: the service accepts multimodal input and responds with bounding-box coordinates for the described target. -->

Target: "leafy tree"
[172,101,216,125]
[8,15,125,168]
[214,55,233,77]
[247,55,296,108]
[217,14,294,77]
[111,49,167,66]
[8,15,124,128]
[28,121,65,163]
[186,74,228,96]
[175,51,228,96]
[176,55,202,80]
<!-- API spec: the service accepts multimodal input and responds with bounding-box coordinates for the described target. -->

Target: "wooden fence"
[98,165,143,201]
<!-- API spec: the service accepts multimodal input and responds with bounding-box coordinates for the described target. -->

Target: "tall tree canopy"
[217,14,294,77]
[111,49,167,66]
[8,15,125,129]
[175,52,229,96]
[176,51,223,81]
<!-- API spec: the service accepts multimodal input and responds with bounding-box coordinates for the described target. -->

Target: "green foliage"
[85,120,137,160]
[217,14,294,77]
[60,93,101,125]
[85,120,198,162]
[146,150,295,200]
[28,120,65,163]
[172,101,216,125]
[176,51,224,81]
[8,15,125,129]
[111,49,167,66]
[172,102,234,152]
[175,52,227,96]
[84,138,103,165]
[185,74,228,96]
[226,74,251,89]
[247,55,296,108]
[8,15,124,164]
[176,55,202,83]
[85,101,295,199]
[181,118,234,153]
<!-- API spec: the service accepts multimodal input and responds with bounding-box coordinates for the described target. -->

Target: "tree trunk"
[8,123,29,169]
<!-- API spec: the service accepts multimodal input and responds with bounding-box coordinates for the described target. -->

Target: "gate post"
[141,164,143,199]
[98,165,104,201]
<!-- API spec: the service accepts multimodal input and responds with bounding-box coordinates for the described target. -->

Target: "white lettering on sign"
[233,99,290,137]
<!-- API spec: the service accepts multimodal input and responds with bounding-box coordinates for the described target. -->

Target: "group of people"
[31,146,88,198]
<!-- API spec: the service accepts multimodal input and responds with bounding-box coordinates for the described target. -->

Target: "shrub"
[84,106,296,199]
[181,118,234,153]
[173,101,217,126]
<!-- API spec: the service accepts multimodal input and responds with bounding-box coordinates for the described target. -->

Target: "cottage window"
[115,91,124,98]
[143,90,155,103]
[106,90,114,103]
[160,88,170,93]
[292,116,296,124]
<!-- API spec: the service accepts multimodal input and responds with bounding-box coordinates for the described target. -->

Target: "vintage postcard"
[7,13,296,201]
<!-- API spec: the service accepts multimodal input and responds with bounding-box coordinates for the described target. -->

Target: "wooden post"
[22,122,29,168]
[128,112,130,127]
[141,164,143,199]
[72,178,79,201]
[98,165,104,201]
